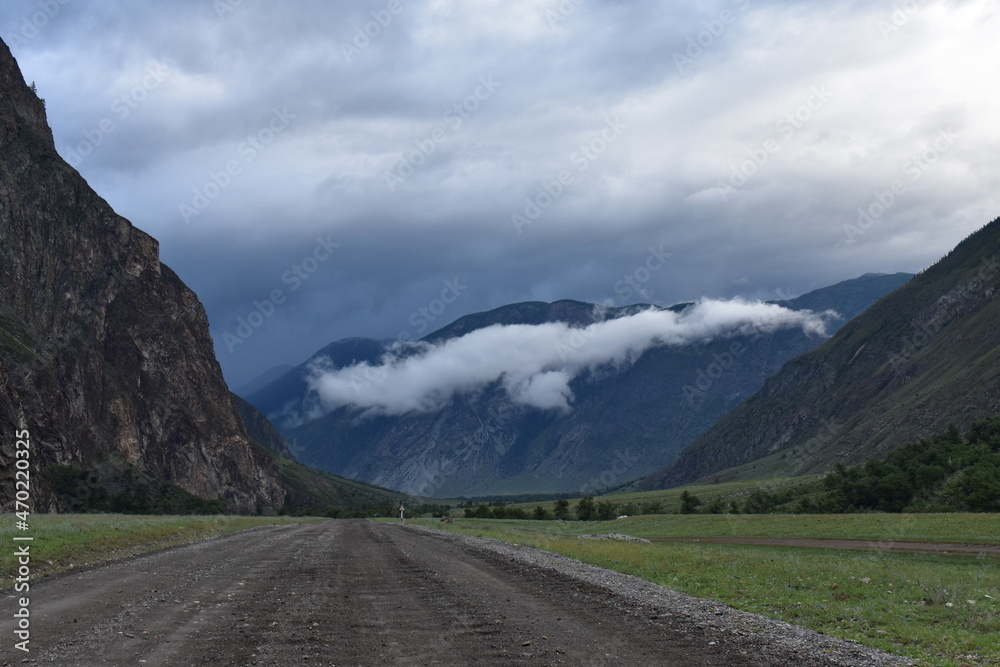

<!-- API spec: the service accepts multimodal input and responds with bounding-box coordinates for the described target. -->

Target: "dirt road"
[2,520,906,666]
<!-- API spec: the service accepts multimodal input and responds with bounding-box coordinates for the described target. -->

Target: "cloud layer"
[306,299,836,416]
[3,0,998,386]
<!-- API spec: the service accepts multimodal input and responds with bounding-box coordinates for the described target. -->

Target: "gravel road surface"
[1,520,913,666]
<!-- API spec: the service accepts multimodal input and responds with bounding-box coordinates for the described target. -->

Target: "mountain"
[634,218,1000,490]
[235,364,295,398]
[247,275,910,496]
[245,337,388,419]
[0,39,284,513]
[232,394,416,514]
[233,394,296,459]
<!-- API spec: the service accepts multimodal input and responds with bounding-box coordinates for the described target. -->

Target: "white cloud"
[305,298,837,417]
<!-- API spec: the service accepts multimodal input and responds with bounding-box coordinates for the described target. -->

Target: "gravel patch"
[580,532,652,544]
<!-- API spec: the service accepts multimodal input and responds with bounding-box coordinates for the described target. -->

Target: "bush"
[596,501,618,521]
[704,498,725,514]
[679,490,702,514]
[742,490,774,514]
[640,500,663,515]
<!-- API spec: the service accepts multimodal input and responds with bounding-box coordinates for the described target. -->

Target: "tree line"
[460,416,1000,519]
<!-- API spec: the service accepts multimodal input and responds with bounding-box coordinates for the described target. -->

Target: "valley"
[242,274,912,497]
[2,7,999,666]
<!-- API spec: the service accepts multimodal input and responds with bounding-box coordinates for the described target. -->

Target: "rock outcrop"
[0,38,284,513]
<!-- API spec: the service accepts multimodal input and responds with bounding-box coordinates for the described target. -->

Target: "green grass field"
[505,476,820,513]
[408,515,1000,667]
[571,512,1000,543]
[0,514,322,586]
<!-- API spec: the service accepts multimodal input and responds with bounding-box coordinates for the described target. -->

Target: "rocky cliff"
[0,38,284,513]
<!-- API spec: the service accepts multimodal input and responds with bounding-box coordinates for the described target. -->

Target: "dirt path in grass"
[0,520,908,666]
[648,536,1000,556]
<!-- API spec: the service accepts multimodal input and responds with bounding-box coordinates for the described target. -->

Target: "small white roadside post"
[398,503,405,522]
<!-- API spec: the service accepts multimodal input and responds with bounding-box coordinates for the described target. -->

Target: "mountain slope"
[231,393,415,513]
[235,364,295,398]
[635,218,1000,490]
[0,39,283,513]
[233,394,296,459]
[249,275,909,496]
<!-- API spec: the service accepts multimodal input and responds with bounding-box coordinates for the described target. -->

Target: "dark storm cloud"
[3,0,998,387]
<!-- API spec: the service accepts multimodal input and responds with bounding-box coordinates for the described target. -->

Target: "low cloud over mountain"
[306,299,837,417]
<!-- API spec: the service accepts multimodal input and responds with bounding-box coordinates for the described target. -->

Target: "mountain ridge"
[246,274,911,496]
[633,218,1000,490]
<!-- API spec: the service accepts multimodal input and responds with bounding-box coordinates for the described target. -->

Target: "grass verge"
[0,514,323,587]
[407,516,1000,667]
[580,513,1000,544]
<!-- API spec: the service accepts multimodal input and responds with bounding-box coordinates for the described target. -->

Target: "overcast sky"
[4,0,999,388]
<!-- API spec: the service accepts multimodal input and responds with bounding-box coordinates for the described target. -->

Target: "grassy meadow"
[504,476,821,514]
[407,514,1000,667]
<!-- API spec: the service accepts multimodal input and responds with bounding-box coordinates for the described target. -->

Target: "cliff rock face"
[0,39,284,513]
